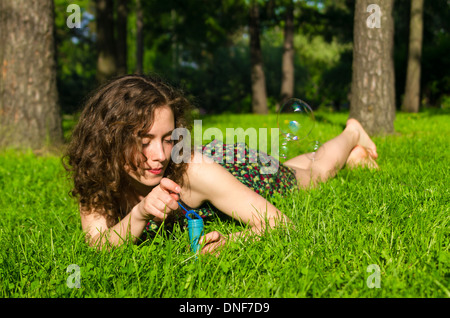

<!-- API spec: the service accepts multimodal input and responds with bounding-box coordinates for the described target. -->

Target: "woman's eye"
[164,138,174,144]
[142,139,150,148]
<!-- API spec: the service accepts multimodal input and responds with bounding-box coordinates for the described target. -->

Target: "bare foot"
[346,118,378,159]
[346,145,379,170]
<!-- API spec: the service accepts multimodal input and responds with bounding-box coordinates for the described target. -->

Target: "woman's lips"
[148,168,163,175]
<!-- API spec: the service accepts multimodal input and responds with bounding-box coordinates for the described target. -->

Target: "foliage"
[394,0,450,109]
[52,0,449,114]
[54,0,97,114]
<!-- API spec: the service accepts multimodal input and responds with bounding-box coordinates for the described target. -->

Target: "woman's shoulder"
[184,152,220,185]
[179,151,227,207]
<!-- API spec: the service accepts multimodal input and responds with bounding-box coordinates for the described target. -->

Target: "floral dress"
[141,139,297,239]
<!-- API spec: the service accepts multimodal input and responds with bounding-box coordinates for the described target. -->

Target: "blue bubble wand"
[178,202,204,253]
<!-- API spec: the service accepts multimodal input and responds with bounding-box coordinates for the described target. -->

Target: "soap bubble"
[277,98,316,161]
[279,138,325,162]
[277,98,315,142]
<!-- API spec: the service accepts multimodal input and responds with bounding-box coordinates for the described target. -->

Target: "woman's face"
[126,106,175,189]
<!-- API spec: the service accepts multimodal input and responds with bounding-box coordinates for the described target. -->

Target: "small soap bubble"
[277,98,316,161]
[305,140,325,161]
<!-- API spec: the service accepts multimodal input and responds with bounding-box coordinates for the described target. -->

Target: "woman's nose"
[148,140,166,162]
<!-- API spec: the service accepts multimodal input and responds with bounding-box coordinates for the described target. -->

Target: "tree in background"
[116,0,128,76]
[279,0,295,108]
[420,0,449,107]
[95,0,117,83]
[249,0,269,114]
[402,0,424,113]
[350,0,396,135]
[0,0,63,150]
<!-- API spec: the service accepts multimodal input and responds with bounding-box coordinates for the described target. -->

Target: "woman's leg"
[283,118,378,188]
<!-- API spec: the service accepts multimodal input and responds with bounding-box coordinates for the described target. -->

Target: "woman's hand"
[199,229,262,255]
[199,231,227,255]
[135,178,181,222]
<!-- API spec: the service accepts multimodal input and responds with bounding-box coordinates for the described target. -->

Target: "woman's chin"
[126,171,164,193]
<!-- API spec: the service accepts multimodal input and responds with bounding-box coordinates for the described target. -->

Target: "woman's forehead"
[144,106,175,135]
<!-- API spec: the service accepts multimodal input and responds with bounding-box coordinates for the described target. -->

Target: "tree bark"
[350,0,396,135]
[0,0,63,150]
[280,0,295,109]
[249,0,268,114]
[402,0,424,113]
[116,0,128,76]
[96,0,117,83]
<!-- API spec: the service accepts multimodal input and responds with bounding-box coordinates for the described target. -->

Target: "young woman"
[64,74,378,254]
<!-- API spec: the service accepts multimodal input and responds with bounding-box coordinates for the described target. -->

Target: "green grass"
[0,110,449,298]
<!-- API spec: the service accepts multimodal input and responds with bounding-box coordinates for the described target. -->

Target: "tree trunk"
[249,0,268,114]
[0,0,63,150]
[96,0,117,83]
[350,0,396,135]
[116,0,128,76]
[279,0,295,109]
[402,0,424,113]
[135,0,144,74]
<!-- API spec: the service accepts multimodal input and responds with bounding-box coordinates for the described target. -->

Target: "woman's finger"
[152,188,179,211]
[198,231,228,255]
[159,178,181,195]
[199,231,221,245]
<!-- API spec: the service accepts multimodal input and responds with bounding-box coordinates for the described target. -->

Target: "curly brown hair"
[63,74,192,227]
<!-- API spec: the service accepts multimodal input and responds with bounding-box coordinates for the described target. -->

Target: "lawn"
[0,110,448,298]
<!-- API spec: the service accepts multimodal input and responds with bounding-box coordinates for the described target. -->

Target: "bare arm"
[80,205,148,248]
[185,155,291,253]
[80,178,181,249]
